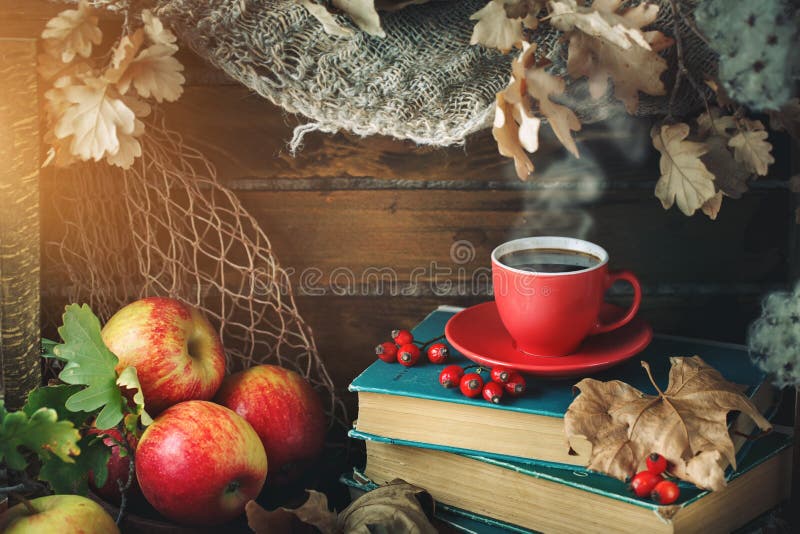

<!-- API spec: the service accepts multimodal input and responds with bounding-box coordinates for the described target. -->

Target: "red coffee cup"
[491,236,641,357]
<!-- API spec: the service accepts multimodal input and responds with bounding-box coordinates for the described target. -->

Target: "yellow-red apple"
[135,400,267,526]
[214,365,326,484]
[0,495,119,534]
[101,297,226,414]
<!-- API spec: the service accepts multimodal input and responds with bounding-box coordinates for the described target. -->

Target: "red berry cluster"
[629,453,680,505]
[374,329,449,367]
[439,365,526,404]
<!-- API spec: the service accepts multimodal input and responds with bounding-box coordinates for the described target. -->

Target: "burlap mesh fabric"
[143,0,713,148]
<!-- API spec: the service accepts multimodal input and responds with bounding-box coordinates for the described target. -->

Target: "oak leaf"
[54,77,137,163]
[525,54,581,158]
[728,120,774,177]
[118,43,185,103]
[548,0,652,50]
[563,0,673,114]
[564,356,772,491]
[652,123,715,216]
[470,0,524,53]
[40,0,102,63]
[141,9,178,46]
[696,107,738,138]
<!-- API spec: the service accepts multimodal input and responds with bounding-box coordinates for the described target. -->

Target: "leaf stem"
[641,361,664,396]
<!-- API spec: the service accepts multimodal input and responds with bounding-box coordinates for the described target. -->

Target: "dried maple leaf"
[563,0,673,114]
[728,120,774,177]
[548,0,652,50]
[332,0,385,37]
[526,55,581,158]
[53,76,137,162]
[338,480,437,533]
[652,123,715,216]
[470,0,524,52]
[41,1,102,63]
[564,356,772,491]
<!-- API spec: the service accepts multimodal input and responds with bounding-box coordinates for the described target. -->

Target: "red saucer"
[445,301,652,378]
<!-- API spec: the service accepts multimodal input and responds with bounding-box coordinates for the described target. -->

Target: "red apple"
[87,428,140,505]
[0,494,119,534]
[135,400,267,526]
[214,365,326,484]
[101,297,226,414]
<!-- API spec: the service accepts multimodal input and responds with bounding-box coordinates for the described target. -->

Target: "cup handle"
[590,270,642,335]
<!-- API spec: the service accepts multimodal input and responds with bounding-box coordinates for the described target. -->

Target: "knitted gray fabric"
[143,0,712,147]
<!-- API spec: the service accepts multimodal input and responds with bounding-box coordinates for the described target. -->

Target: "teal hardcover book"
[349,306,774,466]
[354,431,792,534]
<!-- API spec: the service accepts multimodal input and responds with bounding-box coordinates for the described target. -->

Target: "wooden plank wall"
[4,1,796,413]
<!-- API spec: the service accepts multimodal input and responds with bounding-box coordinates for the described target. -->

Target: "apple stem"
[9,492,36,515]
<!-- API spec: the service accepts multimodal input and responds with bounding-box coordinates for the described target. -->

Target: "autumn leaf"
[470,0,524,52]
[41,0,102,63]
[652,123,715,216]
[564,356,772,491]
[525,53,581,158]
[728,120,774,177]
[563,0,673,113]
[332,0,385,37]
[493,92,537,179]
[0,401,81,471]
[338,480,437,533]
[548,0,653,50]
[141,9,178,46]
[246,491,338,534]
[700,135,750,199]
[118,43,185,103]
[504,0,545,29]
[104,30,145,85]
[701,191,723,220]
[301,0,355,37]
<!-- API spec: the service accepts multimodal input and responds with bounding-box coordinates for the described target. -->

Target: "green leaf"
[52,303,126,429]
[39,433,111,496]
[117,366,153,426]
[0,401,81,471]
[24,385,92,428]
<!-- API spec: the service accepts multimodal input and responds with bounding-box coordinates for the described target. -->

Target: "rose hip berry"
[397,343,421,366]
[459,373,484,398]
[375,341,398,363]
[651,480,680,505]
[427,343,449,364]
[630,470,662,498]
[504,372,526,396]
[439,365,465,388]
[392,329,414,346]
[646,453,668,476]
[482,381,504,404]
[490,367,511,384]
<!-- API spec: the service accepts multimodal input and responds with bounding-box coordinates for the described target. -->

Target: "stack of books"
[346,306,791,533]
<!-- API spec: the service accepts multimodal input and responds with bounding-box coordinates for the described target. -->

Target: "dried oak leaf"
[548,0,652,50]
[728,120,774,177]
[526,53,581,158]
[246,491,338,534]
[652,123,715,216]
[332,0,385,37]
[470,0,524,53]
[53,76,137,162]
[563,0,673,114]
[564,356,772,491]
[40,0,102,63]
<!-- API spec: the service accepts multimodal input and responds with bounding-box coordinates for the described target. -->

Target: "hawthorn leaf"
[53,77,136,162]
[0,402,81,471]
[564,1,672,114]
[548,0,652,50]
[332,0,385,37]
[50,303,126,430]
[526,55,581,158]
[38,433,111,496]
[564,356,772,490]
[470,0,523,53]
[652,123,715,216]
[728,122,774,176]
[41,0,102,63]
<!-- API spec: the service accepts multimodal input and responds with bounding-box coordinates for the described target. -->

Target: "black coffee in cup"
[497,248,601,273]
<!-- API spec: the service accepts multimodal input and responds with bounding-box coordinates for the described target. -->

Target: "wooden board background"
[3,1,797,415]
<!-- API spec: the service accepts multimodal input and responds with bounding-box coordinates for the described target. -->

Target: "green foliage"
[0,400,81,471]
[117,366,153,426]
[48,303,127,429]
[25,384,92,428]
[38,433,111,496]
